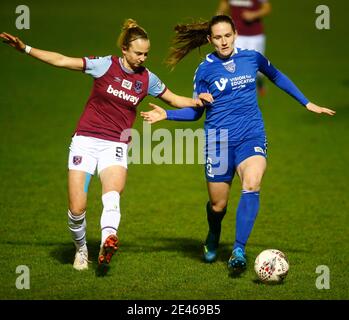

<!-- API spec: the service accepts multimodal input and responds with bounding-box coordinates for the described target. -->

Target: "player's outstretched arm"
[0,32,83,71]
[306,102,336,116]
[160,89,213,108]
[141,103,167,124]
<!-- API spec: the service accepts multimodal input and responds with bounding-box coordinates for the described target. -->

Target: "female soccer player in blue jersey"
[217,0,272,96]
[141,15,335,273]
[0,20,210,272]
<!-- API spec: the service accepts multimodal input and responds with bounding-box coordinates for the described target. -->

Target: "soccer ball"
[254,249,289,283]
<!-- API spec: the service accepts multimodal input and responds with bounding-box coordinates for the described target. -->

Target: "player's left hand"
[140,103,167,124]
[306,102,336,116]
[241,10,258,22]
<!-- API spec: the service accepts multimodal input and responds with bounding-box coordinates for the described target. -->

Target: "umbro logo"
[121,79,132,90]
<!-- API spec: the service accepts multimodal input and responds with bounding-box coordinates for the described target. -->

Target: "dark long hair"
[166,15,236,68]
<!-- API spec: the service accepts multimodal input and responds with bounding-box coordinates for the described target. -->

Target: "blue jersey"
[167,48,309,141]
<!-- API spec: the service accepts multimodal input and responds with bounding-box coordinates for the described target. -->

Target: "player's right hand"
[198,92,214,105]
[241,10,258,22]
[140,103,167,124]
[0,32,26,52]
[305,102,336,116]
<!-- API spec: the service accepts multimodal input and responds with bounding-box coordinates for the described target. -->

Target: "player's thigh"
[68,170,93,214]
[234,136,267,186]
[98,141,128,194]
[236,155,267,190]
[205,138,234,182]
[99,165,127,194]
[207,181,231,211]
[68,135,98,214]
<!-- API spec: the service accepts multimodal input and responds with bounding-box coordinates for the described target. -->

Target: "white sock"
[100,191,121,245]
[67,210,87,249]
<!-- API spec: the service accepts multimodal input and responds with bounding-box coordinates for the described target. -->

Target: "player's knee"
[69,204,86,216]
[242,177,261,192]
[243,183,261,192]
[211,200,228,212]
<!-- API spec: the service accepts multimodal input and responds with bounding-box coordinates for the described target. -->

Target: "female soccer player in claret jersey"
[141,15,335,274]
[0,19,211,272]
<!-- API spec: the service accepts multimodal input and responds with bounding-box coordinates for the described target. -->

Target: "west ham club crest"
[73,156,82,165]
[134,80,143,94]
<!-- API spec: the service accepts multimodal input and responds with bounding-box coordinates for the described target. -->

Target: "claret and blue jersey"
[75,55,166,143]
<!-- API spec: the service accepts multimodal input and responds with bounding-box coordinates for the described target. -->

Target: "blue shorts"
[205,135,267,182]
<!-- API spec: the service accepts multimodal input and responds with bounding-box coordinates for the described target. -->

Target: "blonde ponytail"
[117,18,148,49]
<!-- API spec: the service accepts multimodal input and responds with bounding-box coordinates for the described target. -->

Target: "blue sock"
[234,190,260,252]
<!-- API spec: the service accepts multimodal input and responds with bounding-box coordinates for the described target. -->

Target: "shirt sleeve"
[166,107,205,121]
[193,65,209,99]
[256,52,309,106]
[148,71,167,97]
[83,55,112,78]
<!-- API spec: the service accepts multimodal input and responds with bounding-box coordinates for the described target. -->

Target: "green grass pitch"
[0,0,348,300]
